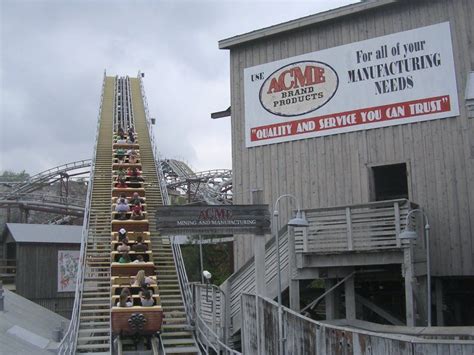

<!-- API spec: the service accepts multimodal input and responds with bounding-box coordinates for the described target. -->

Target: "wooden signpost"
[155,205,271,236]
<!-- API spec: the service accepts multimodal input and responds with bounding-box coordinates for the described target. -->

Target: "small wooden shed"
[1,223,81,318]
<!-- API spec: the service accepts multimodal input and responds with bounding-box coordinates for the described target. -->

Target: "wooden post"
[394,202,401,247]
[211,286,217,338]
[325,279,337,320]
[346,207,353,251]
[302,224,308,252]
[435,278,444,326]
[288,226,300,311]
[403,246,415,326]
[223,281,231,346]
[252,190,267,297]
[345,273,356,319]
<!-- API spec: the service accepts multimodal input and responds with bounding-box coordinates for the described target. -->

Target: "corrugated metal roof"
[0,289,69,354]
[5,223,82,244]
[219,0,399,49]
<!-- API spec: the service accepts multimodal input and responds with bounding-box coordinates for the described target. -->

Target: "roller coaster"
[56,74,202,354]
[0,160,232,224]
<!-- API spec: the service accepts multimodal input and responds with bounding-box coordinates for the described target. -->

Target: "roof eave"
[219,0,400,50]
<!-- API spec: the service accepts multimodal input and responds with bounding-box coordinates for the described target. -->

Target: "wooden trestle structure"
[72,75,199,354]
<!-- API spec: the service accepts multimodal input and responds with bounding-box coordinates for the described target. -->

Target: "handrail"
[191,282,230,346]
[194,311,241,354]
[137,72,170,205]
[304,198,417,213]
[58,72,106,354]
[171,236,196,325]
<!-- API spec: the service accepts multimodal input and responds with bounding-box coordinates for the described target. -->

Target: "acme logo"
[259,61,339,117]
[266,65,326,93]
[199,208,233,221]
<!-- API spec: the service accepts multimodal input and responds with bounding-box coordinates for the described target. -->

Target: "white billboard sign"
[244,22,459,147]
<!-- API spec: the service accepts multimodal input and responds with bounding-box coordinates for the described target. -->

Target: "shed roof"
[0,288,68,354]
[5,223,82,244]
[219,0,399,49]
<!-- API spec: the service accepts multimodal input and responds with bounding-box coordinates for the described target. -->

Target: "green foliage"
[181,237,233,286]
[0,170,30,182]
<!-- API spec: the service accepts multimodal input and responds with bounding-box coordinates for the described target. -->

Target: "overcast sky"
[1,0,358,175]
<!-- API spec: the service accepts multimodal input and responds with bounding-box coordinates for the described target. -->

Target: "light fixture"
[398,229,417,240]
[288,210,309,227]
[203,270,212,280]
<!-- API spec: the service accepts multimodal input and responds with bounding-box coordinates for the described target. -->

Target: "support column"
[403,247,415,326]
[345,274,356,320]
[415,275,427,326]
[435,278,444,326]
[288,226,300,311]
[325,279,337,320]
[252,190,267,297]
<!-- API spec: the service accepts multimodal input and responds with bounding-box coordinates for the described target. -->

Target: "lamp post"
[399,208,431,327]
[273,194,309,355]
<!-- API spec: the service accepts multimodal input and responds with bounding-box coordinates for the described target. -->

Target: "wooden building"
[1,223,81,318]
[219,0,473,326]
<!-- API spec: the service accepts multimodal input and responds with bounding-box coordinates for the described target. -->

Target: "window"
[371,163,409,201]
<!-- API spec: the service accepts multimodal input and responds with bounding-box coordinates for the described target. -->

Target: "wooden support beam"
[403,247,415,326]
[288,226,300,311]
[356,294,404,325]
[345,274,356,319]
[252,189,267,298]
[325,279,337,320]
[435,278,444,326]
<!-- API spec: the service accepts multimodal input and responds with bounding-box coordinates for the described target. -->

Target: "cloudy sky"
[1,0,358,175]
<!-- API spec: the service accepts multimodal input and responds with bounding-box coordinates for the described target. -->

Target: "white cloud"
[0,0,359,174]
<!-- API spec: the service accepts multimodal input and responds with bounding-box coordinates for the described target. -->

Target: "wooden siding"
[229,0,474,276]
[16,243,79,302]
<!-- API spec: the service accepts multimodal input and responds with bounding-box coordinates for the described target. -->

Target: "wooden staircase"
[130,78,200,354]
[75,76,115,353]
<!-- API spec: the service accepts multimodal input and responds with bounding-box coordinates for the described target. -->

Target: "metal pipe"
[273,193,301,355]
[426,223,431,327]
[199,235,204,284]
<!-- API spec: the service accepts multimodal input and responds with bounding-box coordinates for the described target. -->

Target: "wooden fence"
[0,259,16,285]
[241,294,474,355]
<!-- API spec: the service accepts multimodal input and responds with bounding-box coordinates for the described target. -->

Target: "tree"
[0,170,30,182]
[181,236,233,286]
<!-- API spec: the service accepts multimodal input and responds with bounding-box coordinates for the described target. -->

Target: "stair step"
[76,343,110,351]
[80,315,110,320]
[162,338,196,345]
[78,335,110,342]
[163,317,188,324]
[161,331,195,338]
[162,346,199,354]
[78,328,110,334]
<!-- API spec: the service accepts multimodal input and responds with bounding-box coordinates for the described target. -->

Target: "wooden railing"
[241,294,474,355]
[296,199,419,254]
[212,199,420,339]
[0,259,16,284]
